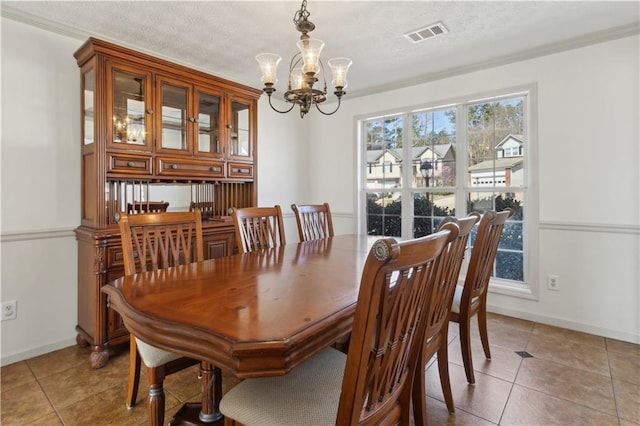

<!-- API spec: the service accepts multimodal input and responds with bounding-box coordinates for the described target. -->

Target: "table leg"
[199,362,223,423]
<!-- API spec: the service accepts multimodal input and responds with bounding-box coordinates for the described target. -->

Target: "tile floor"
[2,313,639,425]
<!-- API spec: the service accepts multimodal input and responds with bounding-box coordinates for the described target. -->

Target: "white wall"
[1,18,82,365]
[1,18,638,366]
[256,96,309,241]
[308,35,640,343]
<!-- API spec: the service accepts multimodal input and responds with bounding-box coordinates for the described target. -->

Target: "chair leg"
[437,343,455,413]
[411,348,428,426]
[147,365,166,426]
[459,316,476,384]
[478,304,491,360]
[126,335,142,409]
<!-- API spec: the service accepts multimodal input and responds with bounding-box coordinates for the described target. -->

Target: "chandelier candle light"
[256,0,352,118]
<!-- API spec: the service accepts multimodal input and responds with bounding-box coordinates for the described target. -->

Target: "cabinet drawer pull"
[171,164,178,170]
[127,161,135,167]
[211,166,221,172]
[233,167,250,174]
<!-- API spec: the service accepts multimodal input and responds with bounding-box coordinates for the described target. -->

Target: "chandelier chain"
[293,0,310,26]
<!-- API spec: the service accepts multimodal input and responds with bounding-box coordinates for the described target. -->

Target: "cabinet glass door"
[159,81,189,151]
[231,100,251,157]
[111,68,149,147]
[82,68,94,145]
[196,89,222,156]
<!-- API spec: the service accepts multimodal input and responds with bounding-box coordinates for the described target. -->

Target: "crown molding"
[346,22,640,99]
[0,6,257,89]
[3,6,638,101]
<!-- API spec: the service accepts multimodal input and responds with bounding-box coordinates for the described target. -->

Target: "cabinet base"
[88,347,109,369]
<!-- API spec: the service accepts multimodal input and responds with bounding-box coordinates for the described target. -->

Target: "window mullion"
[401,112,413,239]
[456,104,468,215]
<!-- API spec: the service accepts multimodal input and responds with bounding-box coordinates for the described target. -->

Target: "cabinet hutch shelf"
[74,38,261,368]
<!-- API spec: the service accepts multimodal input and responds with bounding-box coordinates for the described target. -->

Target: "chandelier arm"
[319,60,328,94]
[267,94,297,114]
[290,53,302,74]
[314,97,342,116]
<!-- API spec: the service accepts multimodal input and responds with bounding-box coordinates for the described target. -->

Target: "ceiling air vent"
[404,22,448,43]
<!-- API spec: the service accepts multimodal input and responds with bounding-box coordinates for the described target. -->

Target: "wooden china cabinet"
[74,38,261,368]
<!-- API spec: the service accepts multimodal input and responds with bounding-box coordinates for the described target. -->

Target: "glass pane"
[411,107,456,188]
[231,101,250,156]
[412,191,455,237]
[366,192,401,237]
[496,251,524,281]
[161,83,187,150]
[364,116,403,190]
[466,190,524,282]
[112,70,146,145]
[466,190,524,219]
[467,96,525,188]
[83,69,94,145]
[197,92,221,154]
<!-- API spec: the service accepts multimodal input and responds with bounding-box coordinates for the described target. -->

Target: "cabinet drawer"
[107,245,125,268]
[107,153,153,176]
[227,162,254,180]
[157,157,225,179]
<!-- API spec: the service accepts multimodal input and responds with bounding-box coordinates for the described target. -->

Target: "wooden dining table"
[102,234,378,425]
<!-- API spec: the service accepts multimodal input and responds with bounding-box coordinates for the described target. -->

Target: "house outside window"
[359,86,538,297]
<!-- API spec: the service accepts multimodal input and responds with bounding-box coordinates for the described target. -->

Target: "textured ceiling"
[2,1,639,98]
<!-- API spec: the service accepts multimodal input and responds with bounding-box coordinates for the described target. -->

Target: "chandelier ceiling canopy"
[256,0,352,119]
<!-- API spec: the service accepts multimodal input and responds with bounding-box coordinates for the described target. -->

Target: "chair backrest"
[117,210,204,275]
[127,201,170,214]
[462,208,514,303]
[189,201,215,219]
[291,203,334,241]
[424,214,480,341]
[230,205,286,253]
[336,228,457,425]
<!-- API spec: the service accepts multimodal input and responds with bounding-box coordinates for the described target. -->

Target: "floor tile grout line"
[24,360,66,425]
[511,380,622,421]
[605,342,624,423]
[521,333,623,423]
[512,323,619,424]
[496,344,526,426]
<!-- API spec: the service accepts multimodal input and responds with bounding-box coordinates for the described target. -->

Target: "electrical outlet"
[547,275,560,291]
[2,300,17,321]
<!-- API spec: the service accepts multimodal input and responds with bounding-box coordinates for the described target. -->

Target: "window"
[359,86,537,297]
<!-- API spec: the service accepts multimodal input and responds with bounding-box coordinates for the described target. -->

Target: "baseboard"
[488,304,640,344]
[1,337,78,366]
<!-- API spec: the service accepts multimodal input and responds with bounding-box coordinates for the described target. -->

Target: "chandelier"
[255,0,352,118]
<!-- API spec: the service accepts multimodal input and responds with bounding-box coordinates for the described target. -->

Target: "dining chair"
[117,209,210,425]
[450,208,514,384]
[230,205,286,253]
[219,227,457,426]
[291,202,334,241]
[412,214,480,424]
[126,201,170,214]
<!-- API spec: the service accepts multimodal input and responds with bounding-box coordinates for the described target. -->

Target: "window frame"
[356,84,539,300]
